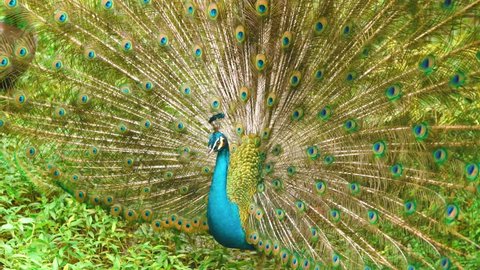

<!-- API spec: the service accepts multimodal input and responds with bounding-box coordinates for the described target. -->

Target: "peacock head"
[208,113,228,154]
[208,132,228,154]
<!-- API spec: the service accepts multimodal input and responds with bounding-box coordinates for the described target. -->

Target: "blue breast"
[207,148,254,250]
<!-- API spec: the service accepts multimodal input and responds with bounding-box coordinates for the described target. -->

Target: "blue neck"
[207,148,254,250]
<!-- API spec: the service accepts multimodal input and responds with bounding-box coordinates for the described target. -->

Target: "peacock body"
[1,0,480,269]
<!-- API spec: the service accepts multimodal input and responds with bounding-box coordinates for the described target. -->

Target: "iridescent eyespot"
[291,108,304,121]
[249,231,260,245]
[281,31,294,50]
[184,1,195,17]
[465,163,479,181]
[344,119,358,132]
[330,209,340,222]
[390,163,403,177]
[261,128,270,140]
[104,196,114,205]
[385,83,402,101]
[342,24,352,36]
[14,92,27,107]
[255,0,269,16]
[122,39,133,52]
[4,0,18,8]
[280,249,290,265]
[210,97,221,110]
[179,186,189,195]
[271,144,282,156]
[89,146,99,157]
[264,162,273,174]
[207,3,218,20]
[52,59,63,70]
[255,208,264,220]
[158,34,169,47]
[164,171,174,179]
[419,55,435,74]
[124,157,134,168]
[151,219,162,231]
[181,84,192,96]
[290,254,299,269]
[257,183,265,193]
[272,179,283,191]
[142,80,154,91]
[0,114,6,129]
[124,209,138,221]
[91,196,101,205]
[345,71,356,81]
[202,166,211,175]
[174,120,186,132]
[367,210,379,224]
[361,45,371,58]
[264,240,272,255]
[193,45,203,59]
[84,49,96,60]
[15,46,29,58]
[266,92,276,107]
[54,10,69,24]
[314,68,325,81]
[306,145,319,160]
[312,17,327,35]
[120,84,132,95]
[349,182,360,195]
[317,106,332,121]
[295,200,307,212]
[324,155,334,165]
[255,54,267,71]
[235,25,246,43]
[445,204,459,223]
[404,200,417,215]
[75,190,86,202]
[372,140,387,157]
[101,0,114,10]
[0,55,10,70]
[439,256,451,270]
[289,70,301,87]
[25,146,37,158]
[449,71,466,89]
[235,123,244,136]
[55,107,67,118]
[310,227,319,243]
[412,123,428,141]
[239,86,250,102]
[332,253,341,267]
[287,166,296,176]
[441,0,455,10]
[51,168,62,178]
[315,180,327,195]
[275,208,285,220]
[117,123,128,134]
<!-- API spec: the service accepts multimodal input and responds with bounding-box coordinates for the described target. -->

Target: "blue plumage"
[207,132,253,250]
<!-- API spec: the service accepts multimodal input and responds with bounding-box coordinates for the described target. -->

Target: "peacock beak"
[207,147,214,155]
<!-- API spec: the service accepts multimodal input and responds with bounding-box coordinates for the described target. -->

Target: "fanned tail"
[1,0,479,269]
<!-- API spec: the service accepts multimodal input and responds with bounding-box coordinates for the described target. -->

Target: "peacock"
[1,0,480,269]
